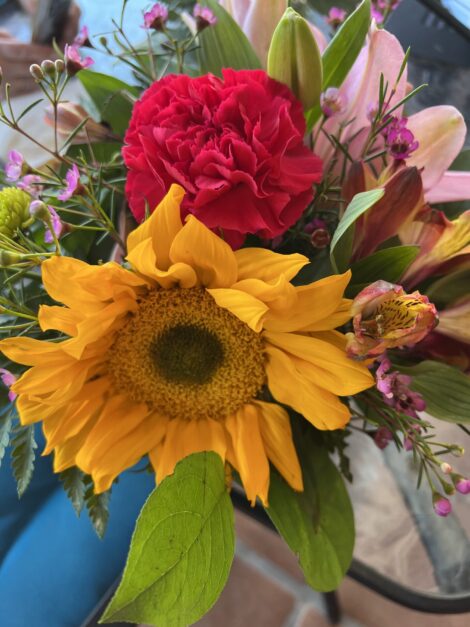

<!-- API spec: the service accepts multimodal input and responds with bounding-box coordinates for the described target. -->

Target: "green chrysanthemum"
[0,188,32,237]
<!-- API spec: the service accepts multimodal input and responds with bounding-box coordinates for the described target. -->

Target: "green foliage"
[101,452,235,627]
[0,404,13,467]
[198,0,261,75]
[60,466,87,516]
[10,422,37,497]
[346,246,420,297]
[307,0,371,128]
[84,477,111,539]
[397,361,470,424]
[267,8,322,111]
[330,188,385,273]
[266,425,355,592]
[78,71,139,136]
[425,268,470,308]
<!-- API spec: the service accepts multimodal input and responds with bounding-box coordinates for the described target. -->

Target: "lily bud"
[346,280,438,360]
[267,8,322,111]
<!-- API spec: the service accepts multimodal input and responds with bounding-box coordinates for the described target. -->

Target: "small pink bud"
[143,3,169,30]
[433,495,452,517]
[456,478,470,495]
[374,427,393,450]
[440,462,453,475]
[193,4,217,31]
[320,87,346,118]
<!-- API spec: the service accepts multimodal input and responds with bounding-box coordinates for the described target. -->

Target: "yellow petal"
[265,345,351,430]
[0,337,67,366]
[235,248,309,282]
[16,395,63,425]
[38,306,83,336]
[53,414,99,473]
[207,288,269,332]
[127,184,185,270]
[224,405,270,506]
[76,395,149,472]
[264,272,351,332]
[170,215,238,288]
[264,330,374,395]
[232,275,297,312]
[153,418,226,482]
[302,298,352,331]
[92,412,169,493]
[127,237,198,288]
[255,401,303,492]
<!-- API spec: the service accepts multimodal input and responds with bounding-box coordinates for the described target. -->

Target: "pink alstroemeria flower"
[58,164,81,201]
[219,0,328,65]
[0,368,17,402]
[346,280,438,359]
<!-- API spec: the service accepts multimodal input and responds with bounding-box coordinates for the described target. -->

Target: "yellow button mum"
[0,185,373,505]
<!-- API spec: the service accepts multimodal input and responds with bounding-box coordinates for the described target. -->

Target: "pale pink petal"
[309,23,328,53]
[406,106,466,193]
[426,170,470,204]
[242,0,288,65]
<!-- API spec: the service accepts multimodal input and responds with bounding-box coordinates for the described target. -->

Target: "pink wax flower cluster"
[320,87,347,118]
[64,44,94,76]
[382,116,419,160]
[58,164,82,201]
[0,368,17,402]
[376,357,426,418]
[327,7,347,28]
[194,4,217,31]
[143,3,169,30]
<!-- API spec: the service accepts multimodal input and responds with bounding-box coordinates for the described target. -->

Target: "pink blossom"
[64,44,94,76]
[374,426,393,450]
[0,368,17,402]
[5,150,24,181]
[375,357,426,418]
[58,164,81,201]
[194,4,217,31]
[382,116,419,160]
[433,495,452,517]
[327,7,347,28]
[18,174,42,197]
[73,25,90,47]
[143,3,168,30]
[320,87,347,118]
[44,206,65,243]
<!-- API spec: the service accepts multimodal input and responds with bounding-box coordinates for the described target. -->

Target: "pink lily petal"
[309,23,328,53]
[242,0,288,65]
[406,106,466,194]
[426,170,470,204]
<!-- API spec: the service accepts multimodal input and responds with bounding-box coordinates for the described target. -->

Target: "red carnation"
[123,69,323,248]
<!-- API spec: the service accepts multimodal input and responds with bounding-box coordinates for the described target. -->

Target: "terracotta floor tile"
[295,605,333,627]
[196,556,296,627]
[338,578,470,627]
[235,510,305,583]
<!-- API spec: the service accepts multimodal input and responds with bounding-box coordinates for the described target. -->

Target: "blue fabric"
[0,428,155,627]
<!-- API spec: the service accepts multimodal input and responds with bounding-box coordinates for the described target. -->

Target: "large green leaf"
[397,361,470,424]
[198,0,261,75]
[346,245,420,297]
[425,268,470,308]
[101,452,235,627]
[307,0,371,128]
[266,434,355,592]
[330,188,385,273]
[77,71,139,136]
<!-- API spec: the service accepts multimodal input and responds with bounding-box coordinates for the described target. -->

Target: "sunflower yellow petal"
[53,415,99,473]
[170,215,238,288]
[265,345,351,430]
[207,288,269,332]
[0,337,68,366]
[154,417,226,482]
[255,401,303,492]
[264,271,351,332]
[224,405,270,506]
[16,395,64,425]
[264,330,374,395]
[232,275,297,312]
[127,184,185,270]
[235,248,309,282]
[38,306,83,335]
[302,298,352,331]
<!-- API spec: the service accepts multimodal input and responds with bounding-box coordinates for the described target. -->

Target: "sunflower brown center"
[107,287,266,420]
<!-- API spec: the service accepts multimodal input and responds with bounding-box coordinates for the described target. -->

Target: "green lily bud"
[0,188,32,237]
[267,8,323,111]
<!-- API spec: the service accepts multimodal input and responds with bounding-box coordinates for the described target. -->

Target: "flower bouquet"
[1,0,470,624]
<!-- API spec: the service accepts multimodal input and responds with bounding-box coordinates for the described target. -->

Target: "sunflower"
[0,185,372,504]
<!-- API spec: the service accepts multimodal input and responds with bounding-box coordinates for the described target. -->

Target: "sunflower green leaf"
[101,451,235,627]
